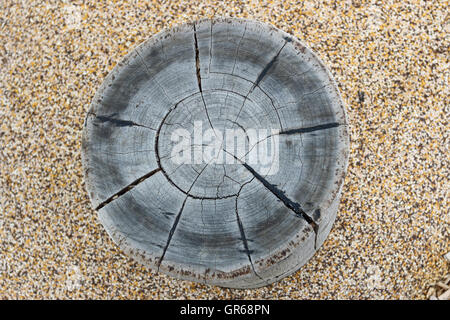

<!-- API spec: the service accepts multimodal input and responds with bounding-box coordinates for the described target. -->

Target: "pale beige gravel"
[0,0,448,299]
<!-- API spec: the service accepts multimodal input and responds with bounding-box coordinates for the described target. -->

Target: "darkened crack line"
[241,161,320,249]
[253,41,288,90]
[156,161,210,271]
[90,112,156,130]
[193,24,204,93]
[193,24,216,135]
[241,121,344,161]
[156,194,188,271]
[235,200,266,283]
[280,122,341,135]
[221,150,320,257]
[234,179,267,283]
[223,149,319,236]
[95,168,161,210]
[232,40,289,126]
[224,174,241,185]
[241,162,316,226]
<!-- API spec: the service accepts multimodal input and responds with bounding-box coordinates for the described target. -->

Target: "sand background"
[0,0,448,299]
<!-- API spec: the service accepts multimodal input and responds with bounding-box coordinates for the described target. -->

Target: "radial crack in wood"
[95,168,161,210]
[234,182,268,284]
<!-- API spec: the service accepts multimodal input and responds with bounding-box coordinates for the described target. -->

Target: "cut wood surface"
[81,18,349,288]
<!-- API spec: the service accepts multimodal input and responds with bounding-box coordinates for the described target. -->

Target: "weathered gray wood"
[81,18,349,288]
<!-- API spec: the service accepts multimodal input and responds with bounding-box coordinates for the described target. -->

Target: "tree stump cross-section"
[82,18,349,288]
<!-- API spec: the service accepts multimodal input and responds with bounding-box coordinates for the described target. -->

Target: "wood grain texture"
[81,18,349,288]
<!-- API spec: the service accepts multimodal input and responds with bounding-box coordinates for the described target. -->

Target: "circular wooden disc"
[82,18,349,288]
